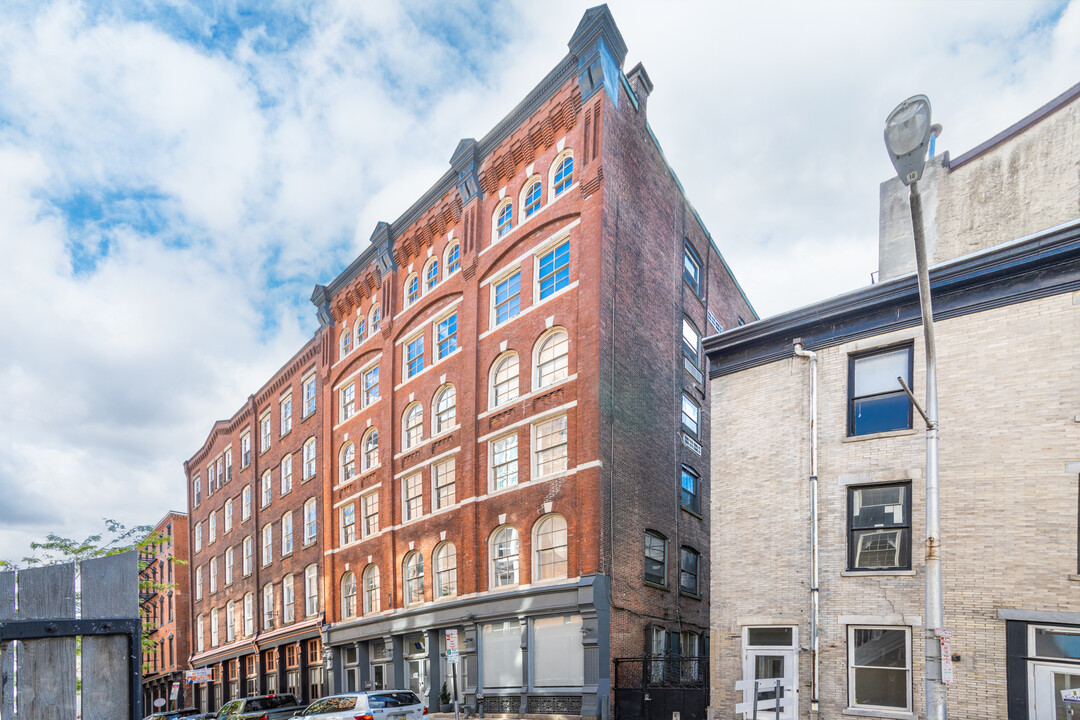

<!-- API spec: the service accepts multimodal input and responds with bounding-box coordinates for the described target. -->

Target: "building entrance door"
[1030,662,1080,719]
[740,627,797,720]
[407,659,429,703]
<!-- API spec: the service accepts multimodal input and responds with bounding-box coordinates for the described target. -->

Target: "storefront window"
[533,615,584,687]
[481,620,522,688]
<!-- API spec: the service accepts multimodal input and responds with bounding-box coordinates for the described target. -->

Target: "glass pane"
[853,529,905,569]
[754,655,784,679]
[851,485,906,528]
[854,349,908,397]
[853,667,908,708]
[853,628,907,667]
[853,393,909,435]
[1053,671,1080,720]
[1035,627,1080,659]
[534,615,584,687]
[747,627,793,647]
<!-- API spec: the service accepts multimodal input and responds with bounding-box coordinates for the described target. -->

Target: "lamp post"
[884,95,947,720]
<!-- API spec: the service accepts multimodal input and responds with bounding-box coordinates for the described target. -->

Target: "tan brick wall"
[710,290,1080,719]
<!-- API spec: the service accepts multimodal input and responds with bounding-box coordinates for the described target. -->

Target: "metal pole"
[909,181,946,720]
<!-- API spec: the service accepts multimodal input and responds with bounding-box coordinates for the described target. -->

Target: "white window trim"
[531,413,569,482]
[548,149,574,201]
[478,374,577,421]
[487,351,520,411]
[489,525,520,590]
[402,330,426,384]
[432,307,460,363]
[279,391,293,437]
[491,196,514,243]
[518,174,543,224]
[488,431,520,494]
[301,372,317,418]
[422,256,439,294]
[401,401,424,452]
[443,241,461,279]
[403,272,420,309]
[531,513,568,583]
[489,267,523,331]
[846,625,912,715]
[478,281,579,342]
[401,472,424,525]
[431,384,457,437]
[431,456,457,512]
[531,326,570,392]
[532,235,572,307]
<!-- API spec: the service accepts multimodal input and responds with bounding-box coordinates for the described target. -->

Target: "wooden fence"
[0,551,141,719]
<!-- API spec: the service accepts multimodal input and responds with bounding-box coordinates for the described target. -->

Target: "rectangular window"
[281,455,293,495]
[644,532,666,586]
[304,440,316,480]
[848,483,911,571]
[194,522,203,553]
[538,241,570,300]
[303,375,317,417]
[481,621,522,689]
[433,458,456,509]
[340,384,356,421]
[224,498,233,532]
[406,336,424,378]
[684,245,701,296]
[436,313,458,360]
[261,525,272,566]
[282,513,293,555]
[491,434,518,490]
[403,474,423,522]
[283,576,295,624]
[241,433,251,467]
[494,272,521,325]
[207,464,216,497]
[534,416,568,478]
[362,492,379,537]
[225,547,234,586]
[242,485,252,521]
[533,615,585,687]
[243,536,253,576]
[340,504,356,545]
[682,317,701,365]
[209,557,218,593]
[681,394,700,437]
[304,566,318,616]
[261,471,272,507]
[304,500,317,544]
[224,448,232,481]
[208,511,217,544]
[848,345,913,436]
[280,394,293,435]
[848,626,911,711]
[195,565,203,600]
[243,595,254,636]
[362,365,379,406]
[193,475,201,508]
[679,547,699,595]
[680,467,700,513]
[260,413,272,452]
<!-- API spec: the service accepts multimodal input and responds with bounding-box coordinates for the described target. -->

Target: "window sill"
[679,590,702,601]
[843,708,916,720]
[842,428,918,443]
[681,506,703,520]
[841,570,916,577]
[1068,574,1080,582]
[644,580,669,592]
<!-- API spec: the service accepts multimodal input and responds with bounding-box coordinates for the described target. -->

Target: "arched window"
[534,329,569,389]
[303,437,316,480]
[445,243,460,277]
[490,352,519,408]
[403,403,423,450]
[491,526,519,588]
[434,542,457,599]
[369,304,382,333]
[521,177,542,220]
[434,385,456,434]
[534,514,568,581]
[339,328,351,356]
[340,442,355,483]
[262,582,274,629]
[362,565,381,615]
[362,427,379,471]
[354,316,366,346]
[341,572,357,619]
[493,198,513,239]
[304,498,317,544]
[404,552,424,606]
[551,152,574,198]
[404,274,420,307]
[424,258,439,292]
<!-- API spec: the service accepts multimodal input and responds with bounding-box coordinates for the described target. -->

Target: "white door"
[1030,662,1080,719]
[407,659,429,703]
[741,627,797,720]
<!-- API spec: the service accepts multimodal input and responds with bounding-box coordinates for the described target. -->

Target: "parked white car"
[294,691,427,720]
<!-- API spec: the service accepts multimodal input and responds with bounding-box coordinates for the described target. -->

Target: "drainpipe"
[792,340,819,719]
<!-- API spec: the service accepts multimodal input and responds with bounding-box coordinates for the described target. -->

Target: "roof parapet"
[568,4,627,107]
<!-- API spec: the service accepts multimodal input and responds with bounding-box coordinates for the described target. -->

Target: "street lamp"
[884,95,947,720]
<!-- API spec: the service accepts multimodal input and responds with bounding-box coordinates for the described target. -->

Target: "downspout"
[792,340,819,719]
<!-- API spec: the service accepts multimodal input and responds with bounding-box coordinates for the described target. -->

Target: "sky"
[0,0,1077,562]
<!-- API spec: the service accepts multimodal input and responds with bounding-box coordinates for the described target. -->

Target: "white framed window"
[848,626,911,711]
[445,243,460,276]
[369,303,382,333]
[493,198,513,239]
[433,457,456,509]
[196,613,204,653]
[194,522,203,553]
[684,244,702,296]
[261,524,273,566]
[281,454,293,495]
[490,352,519,408]
[207,464,216,497]
[192,475,201,508]
[490,526,519,588]
[224,498,233,533]
[434,542,457,598]
[534,415,568,478]
[281,512,293,556]
[493,271,521,325]
[436,312,458,360]
[341,572,358,619]
[491,433,518,490]
[304,564,318,616]
[261,470,272,507]
[208,511,217,544]
[682,317,701,366]
[550,151,574,198]
[242,536,253,576]
[340,442,355,483]
[354,315,366,346]
[537,240,570,301]
[260,413,272,453]
[534,514,568,581]
[362,364,379,406]
[340,383,356,421]
[303,438,316,480]
[225,546,234,586]
[240,432,251,468]
[304,498,317,544]
[481,620,522,689]
[224,448,232,482]
[434,385,456,434]
[404,551,424,606]
[362,564,380,615]
[361,491,379,538]
[403,473,423,522]
[242,485,252,521]
[534,615,584,688]
[534,329,569,389]
[681,394,700,437]
[209,556,218,593]
[340,327,352,357]
[282,574,295,624]
[226,599,235,642]
[520,177,542,221]
[243,593,254,637]
[340,504,356,545]
[262,583,274,630]
[424,257,439,293]
[404,273,421,307]
[195,565,203,600]
[280,393,293,435]
[362,428,379,471]
[302,374,316,418]
[403,403,423,450]
[405,334,424,379]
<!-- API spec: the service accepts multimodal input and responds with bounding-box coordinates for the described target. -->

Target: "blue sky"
[0,0,1076,561]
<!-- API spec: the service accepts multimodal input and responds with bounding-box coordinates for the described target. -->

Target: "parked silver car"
[294,691,427,720]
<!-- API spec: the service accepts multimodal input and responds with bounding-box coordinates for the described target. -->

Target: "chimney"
[626,62,653,111]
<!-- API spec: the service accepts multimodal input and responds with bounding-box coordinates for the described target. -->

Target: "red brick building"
[141,510,191,711]
[308,6,755,717]
[183,338,330,713]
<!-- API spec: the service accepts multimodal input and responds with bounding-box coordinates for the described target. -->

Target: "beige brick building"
[705,85,1080,720]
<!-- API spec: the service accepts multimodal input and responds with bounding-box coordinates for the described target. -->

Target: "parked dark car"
[206,694,307,720]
